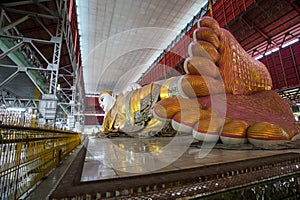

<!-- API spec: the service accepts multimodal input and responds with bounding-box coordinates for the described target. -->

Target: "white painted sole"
[220,136,247,145]
[171,120,193,133]
[192,130,220,142]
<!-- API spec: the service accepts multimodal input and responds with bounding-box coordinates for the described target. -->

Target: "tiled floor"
[81,136,300,182]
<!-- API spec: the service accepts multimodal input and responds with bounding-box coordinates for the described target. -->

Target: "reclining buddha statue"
[99,16,299,147]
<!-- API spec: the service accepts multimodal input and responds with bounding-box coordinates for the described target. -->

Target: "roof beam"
[0,70,19,88]
[35,1,57,17]
[1,7,58,20]
[0,40,23,59]
[242,16,278,47]
[0,36,49,93]
[1,15,29,32]
[0,0,51,7]
[0,63,54,71]
[0,97,39,109]
[285,0,300,14]
[0,34,59,44]
[25,70,45,94]
[16,22,56,35]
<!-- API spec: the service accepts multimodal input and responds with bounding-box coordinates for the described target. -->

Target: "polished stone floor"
[81,136,300,182]
[25,144,83,200]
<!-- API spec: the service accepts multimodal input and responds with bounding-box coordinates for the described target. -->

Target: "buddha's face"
[99,93,115,113]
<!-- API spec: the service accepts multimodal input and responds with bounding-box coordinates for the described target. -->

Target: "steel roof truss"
[0,0,81,127]
[30,41,51,67]
[2,7,58,20]
[0,64,58,72]
[34,16,54,38]
[0,34,60,45]
[59,75,72,88]
[0,0,51,8]
[59,65,72,74]
[1,97,39,109]
[24,70,44,95]
[2,15,29,33]
[35,1,57,17]
[0,40,23,60]
[0,69,18,88]
[48,2,65,95]
[64,16,77,72]
[59,90,71,102]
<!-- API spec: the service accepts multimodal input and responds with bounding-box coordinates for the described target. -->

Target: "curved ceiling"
[76,0,206,94]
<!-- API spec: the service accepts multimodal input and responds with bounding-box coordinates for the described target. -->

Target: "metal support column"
[0,0,84,130]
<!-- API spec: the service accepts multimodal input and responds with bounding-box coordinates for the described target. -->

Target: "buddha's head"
[98,90,115,113]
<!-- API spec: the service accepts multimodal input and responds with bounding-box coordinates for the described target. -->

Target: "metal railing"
[0,125,81,199]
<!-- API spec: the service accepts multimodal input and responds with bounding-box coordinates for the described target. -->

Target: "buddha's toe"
[184,56,220,78]
[182,17,224,98]
[171,109,215,133]
[153,97,203,121]
[247,122,290,146]
[192,117,222,142]
[186,16,221,73]
[220,119,249,144]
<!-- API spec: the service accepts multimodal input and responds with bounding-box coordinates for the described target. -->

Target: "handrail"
[0,125,81,199]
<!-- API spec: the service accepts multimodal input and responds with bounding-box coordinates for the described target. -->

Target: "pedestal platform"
[50,136,300,199]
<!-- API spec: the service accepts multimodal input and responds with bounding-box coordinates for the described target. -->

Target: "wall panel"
[259,42,300,90]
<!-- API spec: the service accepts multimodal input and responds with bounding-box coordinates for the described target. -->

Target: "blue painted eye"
[100,97,104,102]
